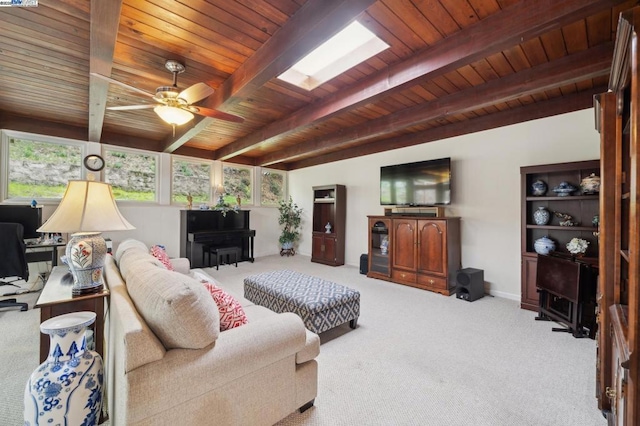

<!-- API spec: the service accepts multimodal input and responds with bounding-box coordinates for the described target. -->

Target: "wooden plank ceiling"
[0,0,633,170]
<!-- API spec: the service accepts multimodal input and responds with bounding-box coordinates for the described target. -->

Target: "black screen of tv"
[380,157,451,206]
[0,205,42,239]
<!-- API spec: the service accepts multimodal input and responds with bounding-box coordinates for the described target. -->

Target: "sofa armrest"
[211,312,307,369]
[171,257,191,275]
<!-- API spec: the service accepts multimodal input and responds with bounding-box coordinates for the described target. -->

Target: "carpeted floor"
[0,254,605,425]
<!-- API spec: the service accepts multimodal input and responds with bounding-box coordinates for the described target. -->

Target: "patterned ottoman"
[244,270,360,334]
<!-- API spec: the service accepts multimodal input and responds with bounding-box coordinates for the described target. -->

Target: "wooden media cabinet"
[367,215,461,295]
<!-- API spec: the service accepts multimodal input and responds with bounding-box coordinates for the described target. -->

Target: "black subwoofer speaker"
[455,268,484,302]
[360,254,368,275]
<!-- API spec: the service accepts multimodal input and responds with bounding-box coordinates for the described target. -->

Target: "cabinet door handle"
[605,386,616,399]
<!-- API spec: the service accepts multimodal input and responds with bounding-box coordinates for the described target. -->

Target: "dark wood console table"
[25,241,66,267]
[34,266,109,363]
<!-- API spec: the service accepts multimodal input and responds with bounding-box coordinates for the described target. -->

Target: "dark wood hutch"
[311,185,346,266]
[519,160,600,312]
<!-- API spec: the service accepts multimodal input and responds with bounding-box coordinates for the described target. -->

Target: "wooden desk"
[34,266,109,363]
[25,241,66,267]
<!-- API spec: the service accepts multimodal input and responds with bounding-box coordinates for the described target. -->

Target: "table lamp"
[37,180,135,296]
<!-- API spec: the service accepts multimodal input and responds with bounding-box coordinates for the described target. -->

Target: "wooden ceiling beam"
[257,43,613,166]
[216,0,625,161]
[160,0,377,154]
[88,0,123,142]
[0,113,88,142]
[99,131,164,152]
[287,88,604,170]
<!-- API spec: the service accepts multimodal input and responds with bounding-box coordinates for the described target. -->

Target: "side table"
[34,266,110,363]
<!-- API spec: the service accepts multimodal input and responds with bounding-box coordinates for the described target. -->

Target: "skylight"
[278,21,389,91]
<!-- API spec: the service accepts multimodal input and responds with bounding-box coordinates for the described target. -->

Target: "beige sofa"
[104,239,319,425]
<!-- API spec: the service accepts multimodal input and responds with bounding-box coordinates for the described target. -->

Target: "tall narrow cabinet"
[311,185,346,266]
[594,7,640,424]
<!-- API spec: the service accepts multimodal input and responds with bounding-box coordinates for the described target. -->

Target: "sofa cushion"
[125,260,220,349]
[117,249,164,281]
[150,244,174,270]
[202,281,248,331]
[114,238,148,263]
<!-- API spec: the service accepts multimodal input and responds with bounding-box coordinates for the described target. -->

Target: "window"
[277,21,389,90]
[222,163,253,206]
[260,168,286,207]
[172,157,212,205]
[104,147,158,202]
[2,131,82,200]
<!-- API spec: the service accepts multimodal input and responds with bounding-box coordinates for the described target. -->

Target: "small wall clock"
[83,154,105,172]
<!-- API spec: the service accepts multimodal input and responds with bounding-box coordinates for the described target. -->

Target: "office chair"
[0,222,29,311]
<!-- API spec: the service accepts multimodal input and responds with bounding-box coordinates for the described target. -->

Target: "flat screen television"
[380,157,451,206]
[0,205,42,239]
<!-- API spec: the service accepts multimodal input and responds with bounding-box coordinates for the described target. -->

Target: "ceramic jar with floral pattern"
[533,206,551,225]
[24,312,103,426]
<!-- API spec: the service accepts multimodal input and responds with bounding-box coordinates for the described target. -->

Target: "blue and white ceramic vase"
[534,236,556,255]
[553,181,577,197]
[533,206,551,225]
[24,312,103,426]
[531,179,547,196]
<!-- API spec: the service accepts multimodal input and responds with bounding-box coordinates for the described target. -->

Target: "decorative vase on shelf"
[325,222,332,233]
[24,312,104,426]
[534,236,556,255]
[531,179,547,196]
[532,206,550,225]
[380,236,389,255]
[580,173,601,195]
[552,181,577,197]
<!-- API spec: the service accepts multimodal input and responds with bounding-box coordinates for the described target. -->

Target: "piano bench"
[210,246,241,270]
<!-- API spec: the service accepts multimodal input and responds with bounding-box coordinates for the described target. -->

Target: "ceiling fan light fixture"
[153,86,181,102]
[154,105,194,125]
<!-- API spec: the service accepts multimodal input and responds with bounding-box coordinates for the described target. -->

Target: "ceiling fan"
[92,60,244,127]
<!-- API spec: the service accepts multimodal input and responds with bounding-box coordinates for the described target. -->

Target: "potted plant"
[278,196,303,253]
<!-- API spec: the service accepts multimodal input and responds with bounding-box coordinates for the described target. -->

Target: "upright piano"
[179,210,256,268]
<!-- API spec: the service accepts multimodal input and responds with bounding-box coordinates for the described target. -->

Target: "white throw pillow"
[125,261,220,349]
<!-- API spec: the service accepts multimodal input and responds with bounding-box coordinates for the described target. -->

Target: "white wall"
[30,109,599,300]
[287,109,600,300]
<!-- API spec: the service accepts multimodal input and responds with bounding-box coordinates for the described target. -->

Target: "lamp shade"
[38,180,135,296]
[154,105,194,126]
[38,180,135,233]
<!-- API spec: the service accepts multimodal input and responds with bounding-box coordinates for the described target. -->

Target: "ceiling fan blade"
[178,82,215,104]
[107,104,156,111]
[188,106,244,123]
[90,72,155,98]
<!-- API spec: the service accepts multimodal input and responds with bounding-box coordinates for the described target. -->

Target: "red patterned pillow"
[150,245,174,271]
[202,281,248,331]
